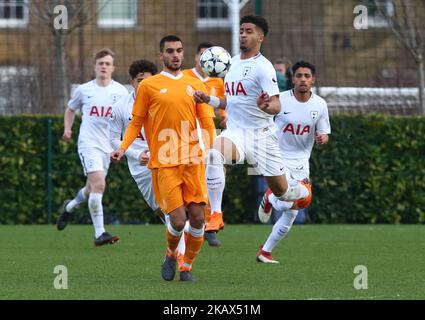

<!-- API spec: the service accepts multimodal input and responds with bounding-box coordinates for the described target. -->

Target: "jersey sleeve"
[68,86,82,111]
[215,78,225,99]
[258,63,280,97]
[316,101,331,134]
[120,83,149,151]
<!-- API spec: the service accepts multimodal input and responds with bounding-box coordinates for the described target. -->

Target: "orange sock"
[166,228,181,257]
[182,233,204,271]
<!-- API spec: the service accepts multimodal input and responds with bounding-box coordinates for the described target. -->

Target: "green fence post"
[255,0,263,15]
[47,118,53,224]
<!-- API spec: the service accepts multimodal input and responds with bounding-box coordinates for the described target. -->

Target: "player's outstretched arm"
[63,107,76,141]
[111,114,145,161]
[257,93,281,115]
[193,91,227,109]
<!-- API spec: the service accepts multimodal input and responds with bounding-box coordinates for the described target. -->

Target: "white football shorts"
[78,147,110,176]
[132,167,159,211]
[217,126,286,177]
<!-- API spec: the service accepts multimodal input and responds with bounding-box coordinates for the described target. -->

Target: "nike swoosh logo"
[283,112,291,115]
[207,178,219,181]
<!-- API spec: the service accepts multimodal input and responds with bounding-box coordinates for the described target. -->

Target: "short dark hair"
[292,61,316,76]
[128,60,158,79]
[240,15,269,37]
[94,48,115,64]
[197,42,215,53]
[159,35,182,52]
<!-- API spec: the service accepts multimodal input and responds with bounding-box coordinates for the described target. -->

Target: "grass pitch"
[0,224,424,300]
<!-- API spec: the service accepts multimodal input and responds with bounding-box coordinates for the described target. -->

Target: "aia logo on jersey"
[89,106,112,118]
[283,124,311,135]
[225,82,247,96]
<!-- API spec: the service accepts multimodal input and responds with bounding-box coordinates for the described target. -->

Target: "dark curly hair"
[128,60,158,79]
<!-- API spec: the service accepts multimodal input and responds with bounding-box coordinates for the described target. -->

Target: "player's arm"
[257,63,281,115]
[257,93,281,115]
[63,108,76,141]
[109,103,147,163]
[193,91,227,110]
[315,103,331,145]
[63,86,81,141]
[111,85,149,161]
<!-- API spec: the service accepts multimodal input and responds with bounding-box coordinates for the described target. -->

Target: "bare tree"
[29,0,110,113]
[374,0,425,115]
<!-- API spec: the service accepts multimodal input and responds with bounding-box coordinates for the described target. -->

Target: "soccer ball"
[200,46,232,78]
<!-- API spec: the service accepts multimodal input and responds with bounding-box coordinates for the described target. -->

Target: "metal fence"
[0,0,424,115]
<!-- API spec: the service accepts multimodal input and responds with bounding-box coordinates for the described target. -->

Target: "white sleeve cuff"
[209,96,220,108]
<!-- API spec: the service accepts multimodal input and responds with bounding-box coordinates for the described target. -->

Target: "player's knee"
[190,214,204,229]
[170,218,186,232]
[88,179,105,193]
[271,184,287,198]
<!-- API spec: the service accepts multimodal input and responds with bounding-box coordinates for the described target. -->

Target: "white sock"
[206,149,225,213]
[183,220,190,233]
[88,193,105,238]
[188,224,205,238]
[263,209,298,253]
[177,221,190,255]
[166,220,183,237]
[177,232,186,256]
[269,193,293,211]
[66,187,87,212]
[278,183,309,202]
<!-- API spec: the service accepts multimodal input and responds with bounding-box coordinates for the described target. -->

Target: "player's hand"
[111,148,125,162]
[315,133,329,145]
[62,130,72,141]
[257,92,270,111]
[193,91,210,104]
[139,149,150,166]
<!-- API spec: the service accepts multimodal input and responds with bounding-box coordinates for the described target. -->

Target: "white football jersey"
[109,91,149,177]
[275,90,331,163]
[68,80,128,152]
[224,53,280,129]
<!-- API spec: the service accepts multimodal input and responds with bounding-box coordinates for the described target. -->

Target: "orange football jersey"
[121,71,212,168]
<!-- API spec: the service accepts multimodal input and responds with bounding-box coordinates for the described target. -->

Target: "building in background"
[0,0,423,114]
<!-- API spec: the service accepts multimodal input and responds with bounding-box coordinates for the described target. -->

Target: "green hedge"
[0,114,424,224]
